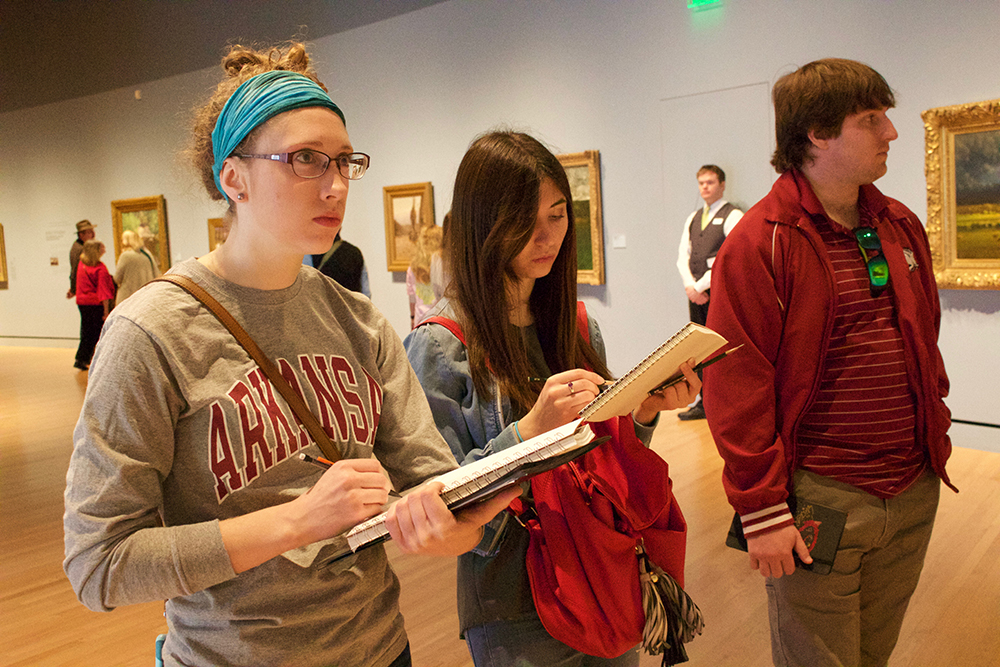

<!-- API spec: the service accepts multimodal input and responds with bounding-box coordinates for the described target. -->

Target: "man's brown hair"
[770,58,895,173]
[697,165,725,183]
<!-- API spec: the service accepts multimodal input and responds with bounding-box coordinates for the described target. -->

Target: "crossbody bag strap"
[153,274,342,463]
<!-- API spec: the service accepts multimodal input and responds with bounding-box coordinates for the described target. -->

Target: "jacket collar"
[762,169,895,229]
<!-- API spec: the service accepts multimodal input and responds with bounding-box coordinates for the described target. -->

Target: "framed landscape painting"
[557,151,606,285]
[383,182,435,272]
[208,217,229,251]
[111,195,170,271]
[922,98,1000,289]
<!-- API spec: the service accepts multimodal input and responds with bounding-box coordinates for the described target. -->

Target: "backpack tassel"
[637,542,705,666]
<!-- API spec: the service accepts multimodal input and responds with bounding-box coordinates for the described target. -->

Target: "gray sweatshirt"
[63,259,457,667]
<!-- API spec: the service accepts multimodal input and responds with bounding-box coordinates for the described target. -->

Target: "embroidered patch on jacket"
[903,248,918,272]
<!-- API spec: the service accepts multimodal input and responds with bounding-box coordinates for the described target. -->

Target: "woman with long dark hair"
[404,131,699,666]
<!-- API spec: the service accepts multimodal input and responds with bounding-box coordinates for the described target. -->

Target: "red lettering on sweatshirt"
[247,367,302,462]
[208,358,382,503]
[228,381,274,485]
[299,355,349,440]
[208,402,243,502]
[363,368,382,444]
[276,358,315,452]
[328,356,370,445]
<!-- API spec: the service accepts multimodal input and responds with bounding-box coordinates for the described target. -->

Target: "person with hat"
[65,219,95,299]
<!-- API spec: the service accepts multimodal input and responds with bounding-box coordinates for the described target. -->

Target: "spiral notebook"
[343,419,599,554]
[579,322,729,423]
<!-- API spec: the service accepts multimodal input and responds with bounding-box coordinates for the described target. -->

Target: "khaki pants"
[766,468,940,667]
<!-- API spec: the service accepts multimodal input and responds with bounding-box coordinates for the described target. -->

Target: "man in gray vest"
[675,165,743,420]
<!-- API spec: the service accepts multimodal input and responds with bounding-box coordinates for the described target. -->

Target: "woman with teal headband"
[63,41,516,667]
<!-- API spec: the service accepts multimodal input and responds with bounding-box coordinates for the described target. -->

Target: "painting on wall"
[208,217,229,251]
[0,223,8,289]
[383,182,435,272]
[557,151,605,285]
[112,195,170,272]
[922,98,1000,289]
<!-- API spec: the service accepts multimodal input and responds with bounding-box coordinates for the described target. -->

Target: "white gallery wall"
[1,0,997,451]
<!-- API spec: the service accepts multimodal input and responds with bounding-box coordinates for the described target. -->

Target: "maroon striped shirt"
[796,218,926,498]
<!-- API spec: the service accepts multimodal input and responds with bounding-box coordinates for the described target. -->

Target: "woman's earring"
[236,193,245,201]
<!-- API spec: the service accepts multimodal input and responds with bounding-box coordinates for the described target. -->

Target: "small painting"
[112,195,170,272]
[383,182,435,272]
[208,217,229,251]
[557,151,605,285]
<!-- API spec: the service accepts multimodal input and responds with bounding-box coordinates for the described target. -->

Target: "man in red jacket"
[704,58,954,667]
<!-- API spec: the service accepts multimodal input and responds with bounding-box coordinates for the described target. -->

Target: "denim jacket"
[403,298,656,632]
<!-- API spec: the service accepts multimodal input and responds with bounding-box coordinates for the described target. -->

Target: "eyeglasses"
[234,149,371,180]
[854,226,889,297]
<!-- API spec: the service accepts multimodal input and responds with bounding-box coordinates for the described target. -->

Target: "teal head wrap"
[211,70,346,199]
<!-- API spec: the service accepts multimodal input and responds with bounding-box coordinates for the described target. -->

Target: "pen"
[299,452,403,499]
[647,344,745,395]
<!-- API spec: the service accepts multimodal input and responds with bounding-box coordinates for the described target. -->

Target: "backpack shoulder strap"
[420,315,467,347]
[576,301,589,344]
[424,308,585,348]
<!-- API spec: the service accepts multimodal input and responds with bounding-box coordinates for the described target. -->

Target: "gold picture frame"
[0,222,8,289]
[383,182,435,272]
[208,217,229,251]
[922,98,1000,289]
[111,195,170,272]
[557,151,605,285]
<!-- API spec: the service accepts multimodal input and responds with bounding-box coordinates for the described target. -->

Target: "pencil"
[647,344,745,395]
[299,452,403,499]
[299,452,335,470]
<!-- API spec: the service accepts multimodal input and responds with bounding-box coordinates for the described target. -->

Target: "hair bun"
[222,47,267,79]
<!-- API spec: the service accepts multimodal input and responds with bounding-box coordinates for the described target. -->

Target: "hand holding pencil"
[300,452,402,500]
[633,359,702,424]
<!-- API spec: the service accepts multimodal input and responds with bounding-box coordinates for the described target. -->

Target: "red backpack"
[421,304,702,663]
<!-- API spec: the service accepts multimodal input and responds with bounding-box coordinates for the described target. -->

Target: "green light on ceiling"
[688,0,723,8]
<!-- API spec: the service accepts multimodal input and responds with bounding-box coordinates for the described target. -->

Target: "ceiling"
[0,0,447,114]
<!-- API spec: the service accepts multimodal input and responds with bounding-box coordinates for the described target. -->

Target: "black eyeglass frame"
[233,149,371,181]
[854,226,889,298]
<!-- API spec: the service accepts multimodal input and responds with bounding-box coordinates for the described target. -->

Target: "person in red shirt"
[74,239,115,370]
[704,58,954,667]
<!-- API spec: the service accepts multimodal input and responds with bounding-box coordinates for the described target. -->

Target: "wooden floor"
[1,345,997,666]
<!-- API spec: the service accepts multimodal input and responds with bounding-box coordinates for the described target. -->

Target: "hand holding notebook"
[341,419,600,555]
[337,323,737,558]
[579,323,732,422]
